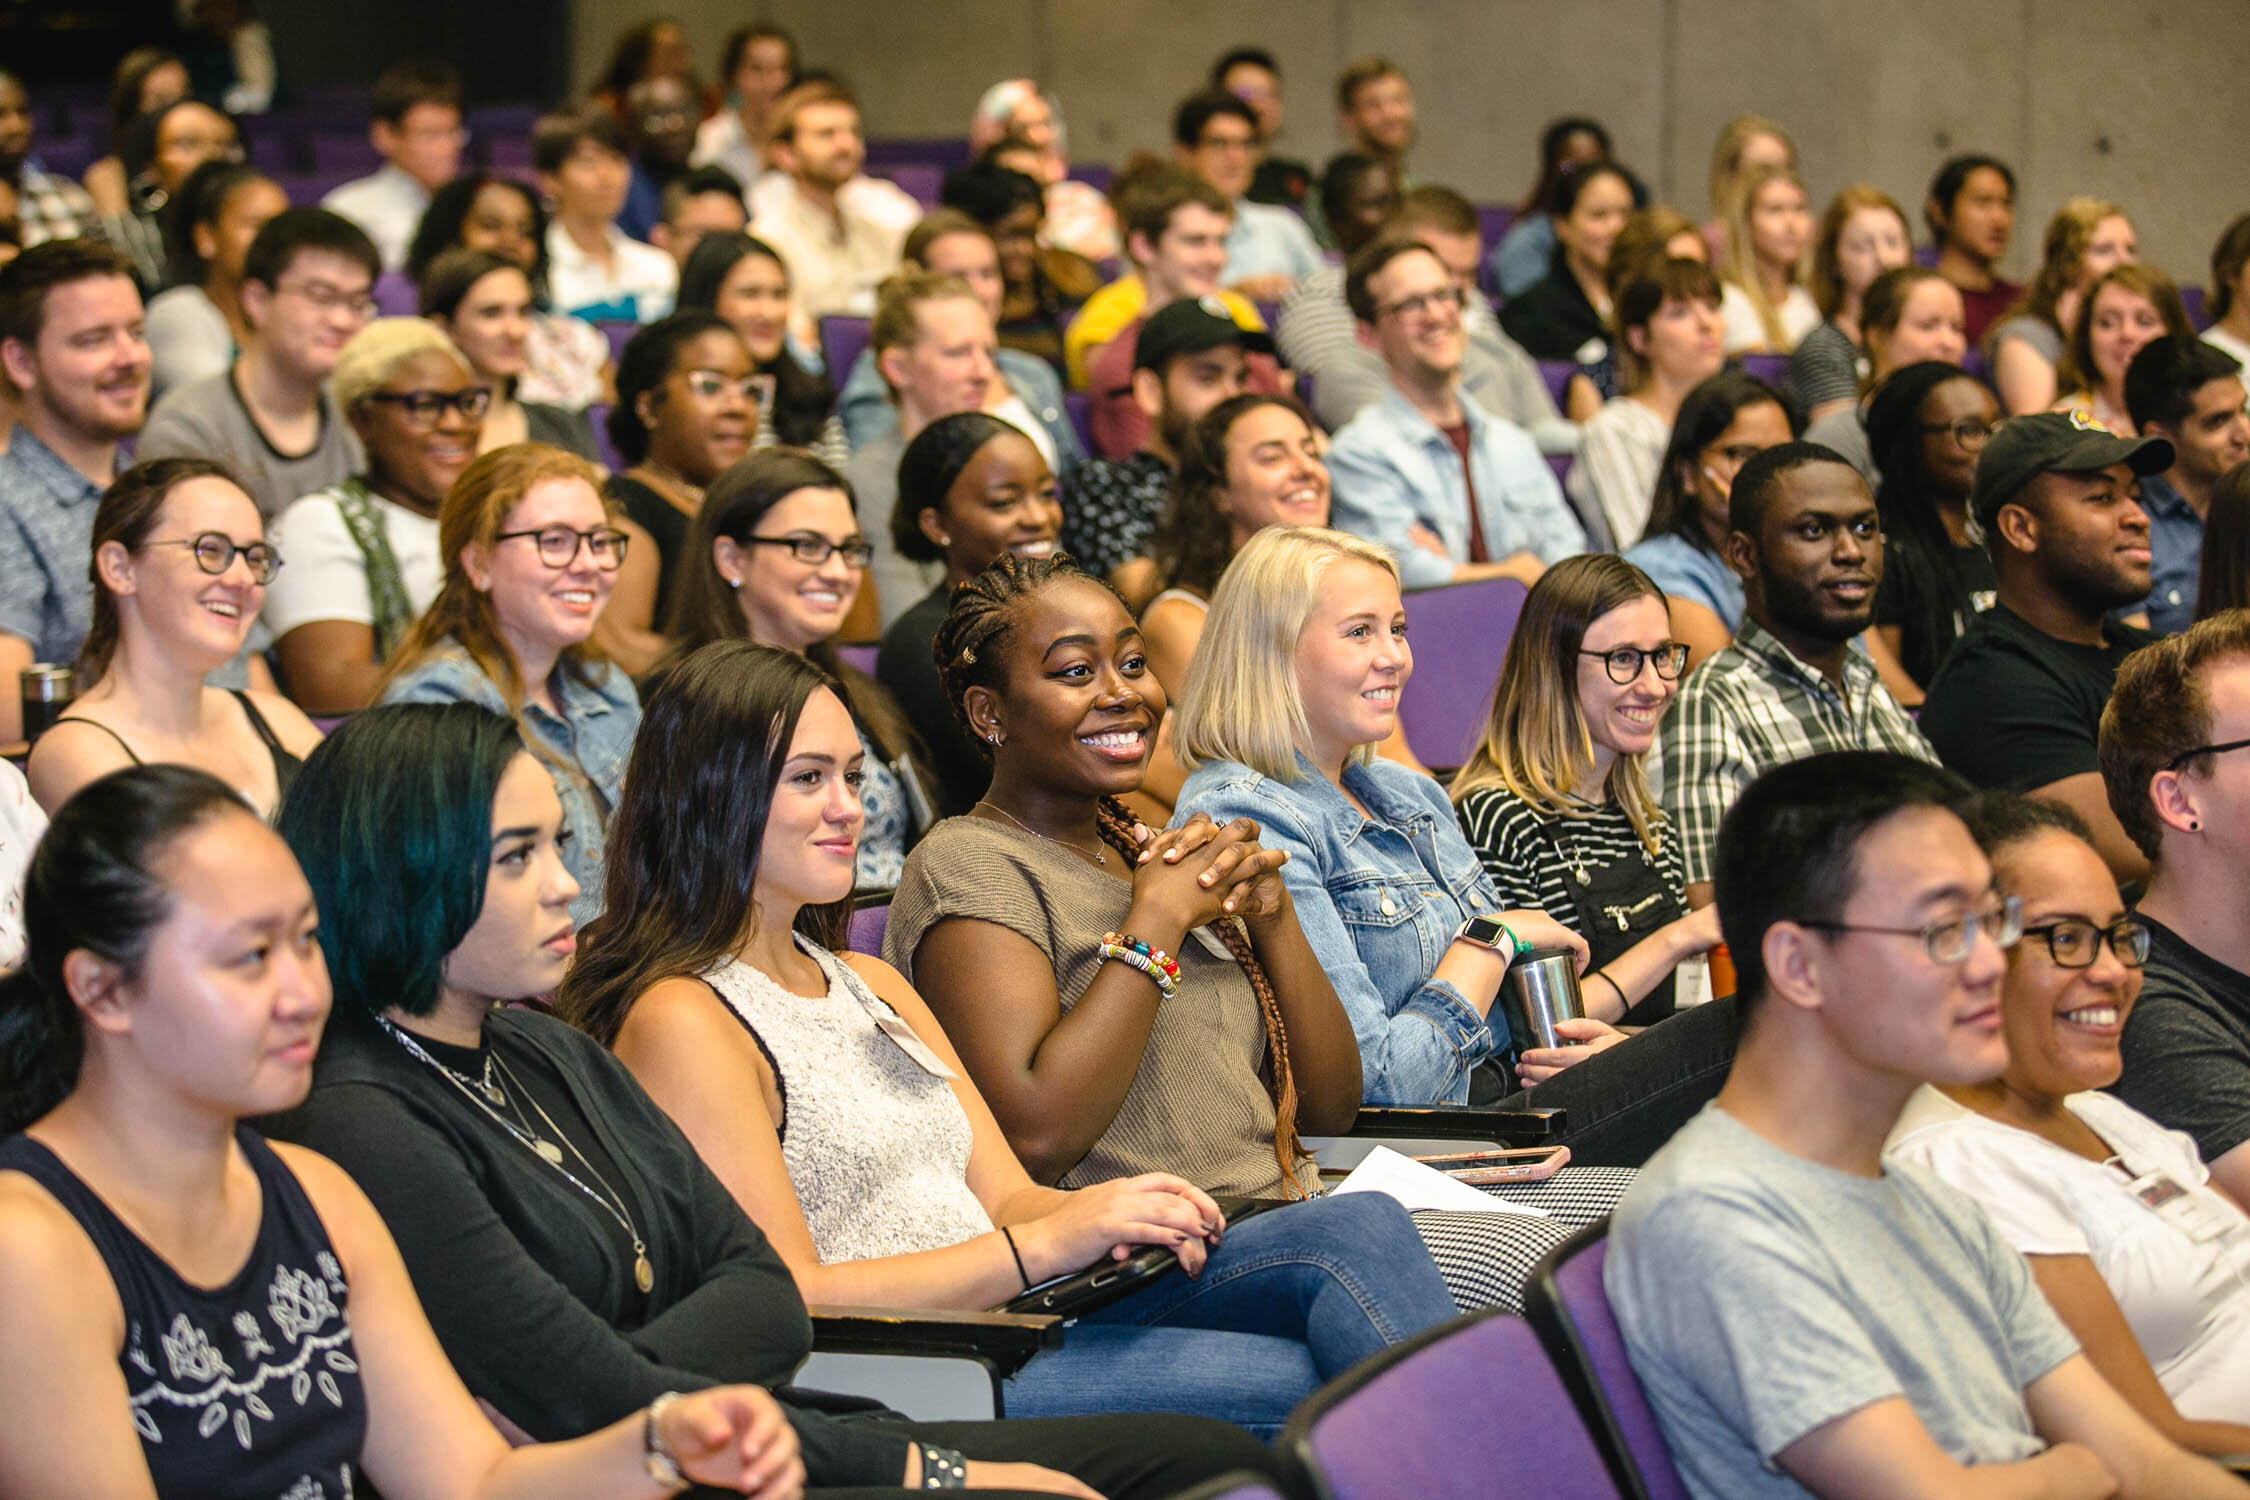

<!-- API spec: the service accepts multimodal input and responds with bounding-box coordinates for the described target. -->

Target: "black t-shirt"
[877,583,988,819]
[606,474,686,628]
[2108,915,2250,1167]
[1871,534,1997,687]
[1918,603,2153,790]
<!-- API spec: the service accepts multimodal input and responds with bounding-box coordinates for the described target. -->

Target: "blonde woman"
[1701,113,1796,260]
[378,443,639,925]
[1452,555,1719,1031]
[1989,199,2138,415]
[2054,263,2194,437]
[1787,185,1913,423]
[1717,163,1817,355]
[1169,527,1738,1154]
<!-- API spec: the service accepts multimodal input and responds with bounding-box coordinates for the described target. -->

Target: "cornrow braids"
[1094,797,1307,1198]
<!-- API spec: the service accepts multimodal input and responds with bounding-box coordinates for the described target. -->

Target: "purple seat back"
[1526,1225,1691,1500]
[875,163,943,211]
[834,642,880,677]
[1172,1477,1288,1500]
[595,320,638,364]
[1537,359,1576,408]
[1063,391,1094,454]
[1477,203,1517,252]
[1737,352,1788,390]
[311,135,384,178]
[1394,576,1529,768]
[1285,1308,1621,1500]
[864,138,970,171]
[586,404,622,474]
[820,316,872,383]
[2183,283,2210,331]
[846,900,890,957]
[372,272,418,318]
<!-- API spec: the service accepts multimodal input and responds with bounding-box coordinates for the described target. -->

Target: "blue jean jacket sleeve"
[834,346,898,453]
[1181,773,1493,1105]
[1325,432,1456,592]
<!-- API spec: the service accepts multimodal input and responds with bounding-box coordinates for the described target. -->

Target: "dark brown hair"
[2098,609,2250,859]
[79,457,242,678]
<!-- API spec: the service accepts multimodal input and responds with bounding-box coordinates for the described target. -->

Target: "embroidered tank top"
[0,1125,367,1498]
[701,938,994,1263]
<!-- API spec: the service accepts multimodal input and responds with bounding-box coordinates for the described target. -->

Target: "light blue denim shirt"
[1327,383,1590,590]
[380,640,641,927]
[1175,751,1503,1105]
[2136,471,2202,637]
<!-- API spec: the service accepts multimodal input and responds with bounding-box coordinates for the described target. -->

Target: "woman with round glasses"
[379,444,638,925]
[1890,793,2250,1453]
[28,458,321,817]
[1864,361,2001,704]
[1452,556,1720,1068]
[601,312,758,674]
[661,451,937,890]
[265,319,487,715]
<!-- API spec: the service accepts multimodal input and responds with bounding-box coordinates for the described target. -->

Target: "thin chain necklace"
[376,1017,656,1294]
[976,798,1107,866]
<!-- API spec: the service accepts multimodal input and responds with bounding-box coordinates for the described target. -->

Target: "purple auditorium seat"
[1537,359,1576,409]
[819,315,871,382]
[311,135,384,179]
[875,163,943,211]
[1524,1223,1692,1500]
[594,320,637,363]
[33,139,96,180]
[863,138,969,171]
[1063,392,1094,455]
[1169,1477,1290,1500]
[2183,283,2210,331]
[1281,1306,1623,1500]
[586,404,621,473]
[484,137,536,173]
[846,899,890,957]
[1476,203,1517,252]
[834,642,880,677]
[372,272,418,318]
[1068,162,1113,193]
[1737,353,1788,390]
[1395,575,1529,768]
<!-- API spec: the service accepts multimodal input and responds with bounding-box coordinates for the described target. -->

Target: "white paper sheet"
[1328,1145,1552,1217]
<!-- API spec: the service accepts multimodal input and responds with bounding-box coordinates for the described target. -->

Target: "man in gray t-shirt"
[137,207,376,520]
[1608,751,2247,1499]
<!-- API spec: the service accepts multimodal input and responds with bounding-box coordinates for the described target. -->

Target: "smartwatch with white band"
[1453,913,1521,959]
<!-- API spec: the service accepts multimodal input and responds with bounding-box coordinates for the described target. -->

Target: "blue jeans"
[1004,1191,1454,1437]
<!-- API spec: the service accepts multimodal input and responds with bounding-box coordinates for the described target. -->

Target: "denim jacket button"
[1379,890,1397,916]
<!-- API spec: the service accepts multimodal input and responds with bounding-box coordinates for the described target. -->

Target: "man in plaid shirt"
[1657,441,1935,900]
[0,72,94,248]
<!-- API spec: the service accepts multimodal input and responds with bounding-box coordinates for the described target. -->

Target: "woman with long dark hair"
[1864,361,2000,701]
[661,451,935,888]
[267,700,1274,1495]
[564,641,1454,1435]
[676,232,850,467]
[0,761,798,1497]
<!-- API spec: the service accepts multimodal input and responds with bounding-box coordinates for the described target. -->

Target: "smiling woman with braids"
[885,553,1639,1314]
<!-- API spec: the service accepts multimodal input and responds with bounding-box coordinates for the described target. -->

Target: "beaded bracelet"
[1099,931,1182,1000]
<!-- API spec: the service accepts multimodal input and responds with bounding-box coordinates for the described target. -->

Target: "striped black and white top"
[1454,785,1688,935]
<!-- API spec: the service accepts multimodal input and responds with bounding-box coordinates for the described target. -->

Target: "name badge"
[874,1009,958,1080]
[2125,1167,2239,1243]
[1187,922,1237,961]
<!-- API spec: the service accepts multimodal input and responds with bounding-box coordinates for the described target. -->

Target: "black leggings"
[800,1411,1277,1498]
[1503,999,1740,1168]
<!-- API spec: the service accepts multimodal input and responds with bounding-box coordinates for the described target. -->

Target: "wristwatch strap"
[643,1391,688,1493]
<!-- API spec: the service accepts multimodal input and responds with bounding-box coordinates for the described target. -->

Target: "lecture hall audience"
[6,19,2250,1496]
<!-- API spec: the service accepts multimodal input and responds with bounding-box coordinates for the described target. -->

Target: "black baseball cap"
[1133,295,1274,372]
[1970,410,2173,530]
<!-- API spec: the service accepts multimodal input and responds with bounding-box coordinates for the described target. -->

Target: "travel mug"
[1503,945,1587,1052]
[19,664,72,741]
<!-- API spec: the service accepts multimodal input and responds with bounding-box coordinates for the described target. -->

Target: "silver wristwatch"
[643,1391,689,1493]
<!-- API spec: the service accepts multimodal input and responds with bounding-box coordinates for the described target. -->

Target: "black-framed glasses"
[363,387,493,429]
[1796,894,2022,965]
[2163,735,2250,772]
[1377,285,1463,322]
[2018,917,2151,969]
[1579,643,1689,684]
[745,533,875,568]
[1920,418,1994,449]
[494,525,631,570]
[139,532,283,584]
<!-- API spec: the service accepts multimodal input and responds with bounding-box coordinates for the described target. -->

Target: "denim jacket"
[1175,752,1502,1105]
[381,640,641,927]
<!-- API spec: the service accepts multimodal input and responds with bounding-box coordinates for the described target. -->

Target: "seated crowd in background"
[3,20,2250,1500]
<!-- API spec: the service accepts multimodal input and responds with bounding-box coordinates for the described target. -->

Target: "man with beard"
[1062,297,1258,606]
[2124,337,2249,635]
[616,73,702,244]
[1921,410,2171,883]
[0,240,152,741]
[1658,442,1936,904]
[749,80,911,323]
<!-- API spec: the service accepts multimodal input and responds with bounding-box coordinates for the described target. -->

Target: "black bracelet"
[1590,970,1627,1013]
[999,1225,1031,1289]
[917,1443,969,1488]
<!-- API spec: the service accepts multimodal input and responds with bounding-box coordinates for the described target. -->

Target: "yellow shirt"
[1061,276,1267,389]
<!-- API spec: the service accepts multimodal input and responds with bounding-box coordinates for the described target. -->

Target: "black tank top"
[53,690,304,811]
[0,1126,367,1498]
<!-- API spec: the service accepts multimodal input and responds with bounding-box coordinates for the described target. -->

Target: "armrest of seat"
[807,1304,1064,1380]
[1346,1105,1567,1144]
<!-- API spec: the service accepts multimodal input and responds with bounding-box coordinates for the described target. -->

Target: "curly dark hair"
[1149,392,1317,602]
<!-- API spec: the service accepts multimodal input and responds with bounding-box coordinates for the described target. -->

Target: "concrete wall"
[572,0,2250,281]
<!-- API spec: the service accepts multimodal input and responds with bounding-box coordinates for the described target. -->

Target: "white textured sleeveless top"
[701,937,994,1263]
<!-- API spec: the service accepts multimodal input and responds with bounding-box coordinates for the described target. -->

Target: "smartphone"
[1412,1145,1571,1184]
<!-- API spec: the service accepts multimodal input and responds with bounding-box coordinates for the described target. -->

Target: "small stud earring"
[988,732,1004,746]
[935,533,952,546]
[2191,820,2202,830]
[727,576,741,589]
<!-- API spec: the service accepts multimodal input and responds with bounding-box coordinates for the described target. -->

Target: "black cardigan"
[261,1007,914,1487]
